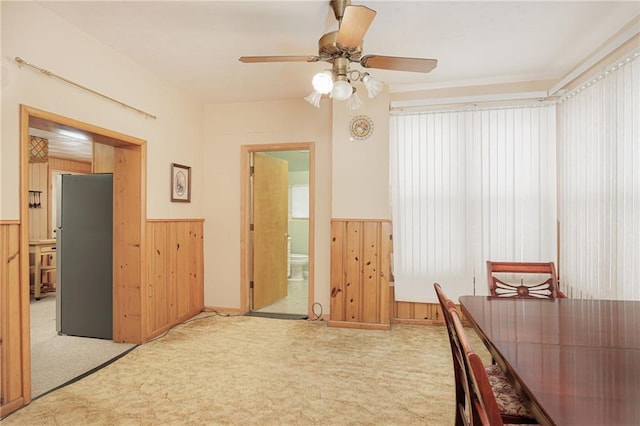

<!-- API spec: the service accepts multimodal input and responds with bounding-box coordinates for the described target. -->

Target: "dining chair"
[449,307,534,425]
[434,283,468,426]
[434,283,536,425]
[486,261,566,299]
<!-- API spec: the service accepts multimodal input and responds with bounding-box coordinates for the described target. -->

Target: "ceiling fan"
[239,0,438,108]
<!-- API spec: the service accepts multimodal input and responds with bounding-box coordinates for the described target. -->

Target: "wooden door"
[252,153,288,310]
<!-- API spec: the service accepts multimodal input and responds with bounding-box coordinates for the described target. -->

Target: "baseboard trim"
[327,320,391,330]
[203,306,244,315]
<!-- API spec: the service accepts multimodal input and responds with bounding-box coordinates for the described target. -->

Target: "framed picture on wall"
[171,163,191,202]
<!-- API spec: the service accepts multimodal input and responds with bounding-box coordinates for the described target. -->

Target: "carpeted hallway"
[6,314,489,425]
[30,296,136,398]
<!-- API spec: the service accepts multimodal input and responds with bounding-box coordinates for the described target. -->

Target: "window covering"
[390,106,557,303]
[557,52,639,300]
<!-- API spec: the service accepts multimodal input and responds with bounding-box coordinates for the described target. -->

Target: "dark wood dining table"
[459,296,640,426]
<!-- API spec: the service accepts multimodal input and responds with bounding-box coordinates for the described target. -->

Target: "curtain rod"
[15,57,157,120]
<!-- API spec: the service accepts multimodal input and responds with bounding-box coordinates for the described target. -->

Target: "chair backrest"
[449,307,505,426]
[486,261,563,299]
[434,283,469,426]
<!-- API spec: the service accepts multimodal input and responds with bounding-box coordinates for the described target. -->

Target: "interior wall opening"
[240,143,315,320]
[20,105,146,403]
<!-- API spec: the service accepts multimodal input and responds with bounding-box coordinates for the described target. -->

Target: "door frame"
[240,142,315,316]
[18,105,147,405]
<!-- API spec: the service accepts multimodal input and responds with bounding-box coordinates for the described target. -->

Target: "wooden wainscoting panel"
[345,221,363,322]
[329,219,391,329]
[175,222,190,318]
[167,222,179,322]
[362,221,380,323]
[1,222,26,417]
[188,222,204,313]
[144,220,204,341]
[329,221,346,322]
[379,221,392,326]
[145,222,166,335]
[390,286,467,325]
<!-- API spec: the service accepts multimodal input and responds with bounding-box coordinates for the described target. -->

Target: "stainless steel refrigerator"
[56,173,113,339]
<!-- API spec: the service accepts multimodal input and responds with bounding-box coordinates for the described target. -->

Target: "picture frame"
[171,163,191,202]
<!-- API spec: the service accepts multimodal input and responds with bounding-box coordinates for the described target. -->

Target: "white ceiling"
[38,0,639,104]
[29,1,639,161]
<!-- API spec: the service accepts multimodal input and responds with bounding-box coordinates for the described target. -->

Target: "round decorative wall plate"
[350,115,374,140]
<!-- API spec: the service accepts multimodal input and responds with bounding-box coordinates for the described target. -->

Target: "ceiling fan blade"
[360,55,438,73]
[336,5,376,49]
[239,55,319,63]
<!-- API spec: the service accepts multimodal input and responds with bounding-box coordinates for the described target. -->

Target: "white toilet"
[289,254,309,281]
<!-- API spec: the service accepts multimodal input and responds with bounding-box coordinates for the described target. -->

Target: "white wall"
[1,1,388,315]
[1,1,204,220]
[332,89,391,219]
[203,99,332,310]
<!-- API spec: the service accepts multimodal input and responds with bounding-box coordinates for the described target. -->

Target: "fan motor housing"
[318,31,362,62]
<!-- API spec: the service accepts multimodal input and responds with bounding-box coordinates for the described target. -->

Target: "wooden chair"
[434,283,468,426]
[486,261,566,299]
[434,283,536,425]
[449,308,513,425]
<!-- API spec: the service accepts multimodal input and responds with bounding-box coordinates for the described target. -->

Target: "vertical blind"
[390,106,557,303]
[557,52,640,301]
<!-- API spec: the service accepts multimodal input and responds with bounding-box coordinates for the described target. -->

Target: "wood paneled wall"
[144,220,204,340]
[329,219,392,329]
[392,286,446,325]
[1,222,25,417]
[328,219,466,328]
[391,286,468,325]
[92,144,114,173]
[0,218,204,416]
[48,157,92,174]
[28,163,48,240]
[29,157,91,241]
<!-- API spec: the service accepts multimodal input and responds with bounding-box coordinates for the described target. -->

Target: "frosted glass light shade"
[362,73,384,98]
[347,90,363,110]
[331,80,353,101]
[312,71,333,94]
[304,90,322,108]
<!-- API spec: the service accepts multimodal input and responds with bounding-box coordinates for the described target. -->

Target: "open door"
[252,153,289,310]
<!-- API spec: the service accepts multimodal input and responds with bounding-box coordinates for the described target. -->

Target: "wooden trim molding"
[3,105,148,417]
[203,307,244,315]
[240,142,316,317]
[147,218,205,223]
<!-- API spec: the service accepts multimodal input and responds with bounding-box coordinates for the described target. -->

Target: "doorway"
[19,105,145,404]
[240,143,315,318]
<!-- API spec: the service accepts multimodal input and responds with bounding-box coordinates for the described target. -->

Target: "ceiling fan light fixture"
[331,79,353,101]
[347,89,363,111]
[312,71,334,94]
[362,73,383,98]
[304,90,323,108]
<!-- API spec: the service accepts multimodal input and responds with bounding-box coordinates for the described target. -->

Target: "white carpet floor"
[30,296,136,398]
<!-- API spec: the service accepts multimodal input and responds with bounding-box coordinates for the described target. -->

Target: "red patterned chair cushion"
[485,364,535,419]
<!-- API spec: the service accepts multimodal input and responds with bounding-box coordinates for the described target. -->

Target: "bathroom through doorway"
[241,143,315,319]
